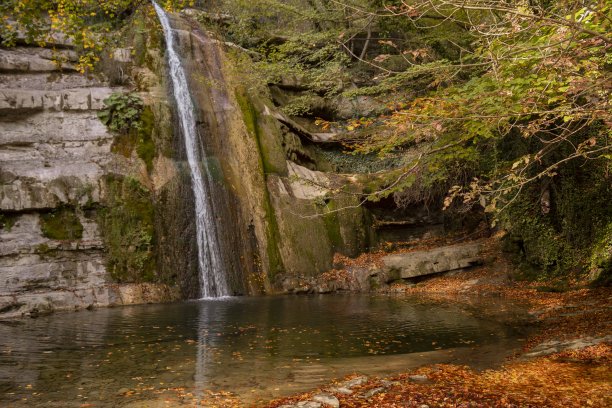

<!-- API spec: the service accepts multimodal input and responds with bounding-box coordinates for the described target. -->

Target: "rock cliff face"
[169,12,453,292]
[0,40,179,319]
[0,8,462,317]
[167,14,372,293]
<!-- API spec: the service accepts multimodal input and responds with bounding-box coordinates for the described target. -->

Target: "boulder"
[362,387,385,398]
[340,376,368,388]
[382,241,484,281]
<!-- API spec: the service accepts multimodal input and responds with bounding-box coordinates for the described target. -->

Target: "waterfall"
[153,2,230,298]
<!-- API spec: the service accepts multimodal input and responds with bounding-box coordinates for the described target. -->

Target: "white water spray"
[153,2,230,298]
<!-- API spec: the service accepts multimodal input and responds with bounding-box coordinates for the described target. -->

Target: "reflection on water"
[0,294,526,406]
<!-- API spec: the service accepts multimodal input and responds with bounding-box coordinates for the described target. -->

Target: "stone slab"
[0,48,76,72]
[0,87,116,112]
[382,241,484,280]
[0,283,181,319]
[0,73,105,91]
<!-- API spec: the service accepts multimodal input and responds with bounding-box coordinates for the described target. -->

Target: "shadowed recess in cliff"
[154,2,240,298]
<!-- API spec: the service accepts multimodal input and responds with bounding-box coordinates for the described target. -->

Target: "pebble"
[381,380,400,388]
[408,374,429,383]
[330,386,353,395]
[341,376,368,388]
[362,387,384,398]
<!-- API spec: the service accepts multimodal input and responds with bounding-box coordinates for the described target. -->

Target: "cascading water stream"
[153,2,230,298]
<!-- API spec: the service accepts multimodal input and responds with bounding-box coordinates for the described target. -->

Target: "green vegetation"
[211,0,610,281]
[235,86,283,174]
[98,176,156,283]
[589,224,612,286]
[98,92,156,172]
[500,154,611,279]
[322,199,343,249]
[98,92,144,134]
[40,207,83,240]
[35,243,53,255]
[135,106,157,172]
[235,87,286,279]
[0,212,17,232]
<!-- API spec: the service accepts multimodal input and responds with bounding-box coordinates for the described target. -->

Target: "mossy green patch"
[132,16,148,67]
[235,88,257,139]
[262,193,285,280]
[40,207,83,240]
[35,243,53,255]
[322,199,343,249]
[99,93,156,173]
[234,86,286,175]
[500,158,611,281]
[109,107,157,172]
[589,222,612,286]
[234,86,286,280]
[98,175,156,283]
[135,106,156,172]
[0,212,17,232]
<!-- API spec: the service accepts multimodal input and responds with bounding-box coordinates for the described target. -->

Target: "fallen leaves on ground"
[267,344,611,407]
[267,235,611,408]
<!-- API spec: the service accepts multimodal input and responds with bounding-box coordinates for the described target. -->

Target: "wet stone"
[312,393,339,408]
[362,387,384,398]
[380,379,401,388]
[341,376,368,388]
[408,374,429,383]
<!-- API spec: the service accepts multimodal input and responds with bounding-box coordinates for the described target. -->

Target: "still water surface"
[0,294,526,406]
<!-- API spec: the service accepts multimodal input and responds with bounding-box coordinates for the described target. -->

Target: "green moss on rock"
[322,199,343,249]
[0,212,17,232]
[235,86,287,175]
[262,191,285,281]
[234,86,287,281]
[40,207,83,240]
[589,222,612,286]
[99,176,156,283]
[501,163,611,281]
[135,106,156,172]
[35,243,53,255]
[99,92,156,173]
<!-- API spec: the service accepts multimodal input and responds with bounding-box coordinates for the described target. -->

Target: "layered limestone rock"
[382,241,484,281]
[0,43,178,319]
